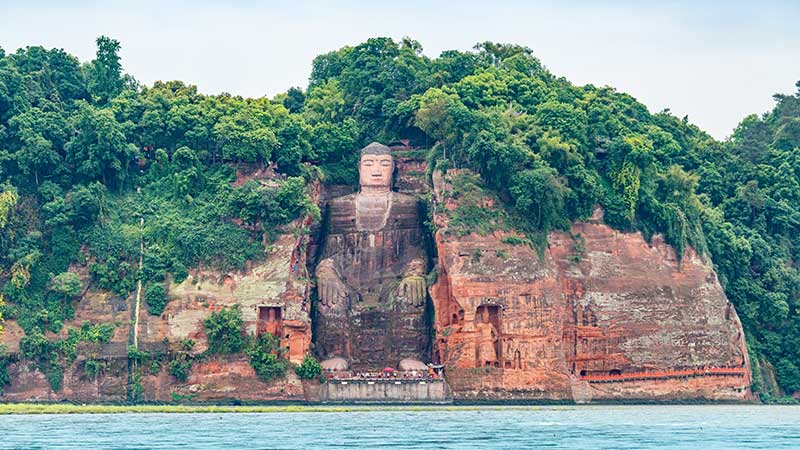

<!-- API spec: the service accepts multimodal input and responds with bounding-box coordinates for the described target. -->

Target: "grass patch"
[0,403,557,414]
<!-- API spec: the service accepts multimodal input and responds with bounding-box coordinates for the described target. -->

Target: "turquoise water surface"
[2,405,799,449]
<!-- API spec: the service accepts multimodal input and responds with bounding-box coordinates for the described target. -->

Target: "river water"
[1,405,798,449]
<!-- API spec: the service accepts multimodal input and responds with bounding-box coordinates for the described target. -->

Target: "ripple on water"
[1,406,799,449]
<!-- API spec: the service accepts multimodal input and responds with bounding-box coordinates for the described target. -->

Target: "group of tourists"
[324,368,440,381]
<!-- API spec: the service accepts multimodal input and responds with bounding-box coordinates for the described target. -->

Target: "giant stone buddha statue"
[314,142,430,369]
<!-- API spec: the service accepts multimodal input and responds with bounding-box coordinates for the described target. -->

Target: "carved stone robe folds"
[314,192,430,369]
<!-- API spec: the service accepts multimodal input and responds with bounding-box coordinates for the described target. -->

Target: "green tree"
[534,101,588,145]
[304,79,346,124]
[8,108,69,186]
[282,86,306,114]
[214,109,277,163]
[226,177,317,242]
[510,165,568,231]
[50,272,82,301]
[295,354,322,380]
[0,185,18,231]
[247,333,287,382]
[453,70,509,109]
[203,305,245,354]
[414,88,471,155]
[145,283,167,316]
[65,103,134,187]
[775,358,800,394]
[0,294,5,336]
[87,36,124,104]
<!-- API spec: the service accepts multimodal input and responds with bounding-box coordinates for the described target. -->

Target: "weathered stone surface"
[158,232,311,362]
[0,320,24,353]
[1,356,129,402]
[552,210,748,370]
[141,355,305,402]
[1,217,313,402]
[430,226,573,400]
[393,153,430,195]
[321,379,449,403]
[430,170,752,402]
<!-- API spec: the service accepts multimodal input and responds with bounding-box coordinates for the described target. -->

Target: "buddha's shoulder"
[389,192,421,219]
[328,193,358,208]
[390,192,419,204]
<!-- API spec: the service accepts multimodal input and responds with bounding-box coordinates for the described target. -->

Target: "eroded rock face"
[0,220,313,403]
[158,232,312,363]
[430,225,573,400]
[430,170,752,402]
[140,355,305,402]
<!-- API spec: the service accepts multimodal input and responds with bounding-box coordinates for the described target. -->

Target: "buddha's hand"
[397,275,426,306]
[315,258,348,309]
[396,258,427,306]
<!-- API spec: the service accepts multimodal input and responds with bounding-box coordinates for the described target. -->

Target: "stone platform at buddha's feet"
[320,378,451,403]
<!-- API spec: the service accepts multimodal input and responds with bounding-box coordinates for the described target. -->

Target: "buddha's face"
[359,153,393,193]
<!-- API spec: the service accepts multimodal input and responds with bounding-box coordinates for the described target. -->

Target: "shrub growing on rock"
[247,334,286,382]
[50,272,83,301]
[0,345,10,394]
[169,352,193,382]
[295,354,322,380]
[45,366,63,392]
[203,305,246,354]
[776,358,800,395]
[83,359,102,379]
[145,283,167,316]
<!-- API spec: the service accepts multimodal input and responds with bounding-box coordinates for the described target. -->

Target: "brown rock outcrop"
[430,170,752,402]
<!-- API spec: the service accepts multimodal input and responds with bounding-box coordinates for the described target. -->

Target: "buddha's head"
[358,142,394,195]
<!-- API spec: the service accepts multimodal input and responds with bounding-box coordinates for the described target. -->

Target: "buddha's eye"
[363,161,373,166]
[381,160,391,167]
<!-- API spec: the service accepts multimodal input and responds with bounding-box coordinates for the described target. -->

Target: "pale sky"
[2,0,799,139]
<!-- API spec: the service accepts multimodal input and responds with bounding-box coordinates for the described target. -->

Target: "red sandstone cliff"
[430,169,752,402]
[0,161,754,403]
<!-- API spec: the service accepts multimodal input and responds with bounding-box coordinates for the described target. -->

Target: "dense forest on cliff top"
[0,37,798,399]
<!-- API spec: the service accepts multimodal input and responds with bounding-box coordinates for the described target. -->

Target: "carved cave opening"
[258,306,283,338]
[476,304,501,331]
[447,307,465,327]
[475,304,502,368]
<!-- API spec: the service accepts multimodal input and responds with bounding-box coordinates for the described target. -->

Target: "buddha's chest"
[327,193,421,235]
[355,194,392,231]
